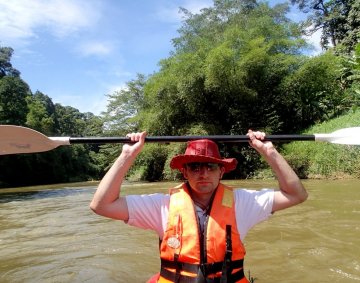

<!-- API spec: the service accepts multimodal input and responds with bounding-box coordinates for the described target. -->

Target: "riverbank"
[253,167,359,180]
[280,110,360,179]
[0,180,100,191]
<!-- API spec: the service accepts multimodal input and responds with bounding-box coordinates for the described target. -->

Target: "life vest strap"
[160,259,199,274]
[202,259,244,274]
[221,225,233,282]
[160,259,245,282]
[160,267,245,283]
[160,268,197,283]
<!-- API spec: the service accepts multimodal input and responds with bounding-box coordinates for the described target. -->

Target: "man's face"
[182,163,225,195]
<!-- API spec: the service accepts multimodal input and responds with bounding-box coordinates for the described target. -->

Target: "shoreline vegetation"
[129,110,360,182]
[2,110,360,191]
[248,110,360,180]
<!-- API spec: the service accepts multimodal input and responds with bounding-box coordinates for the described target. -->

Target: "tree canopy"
[1,0,359,187]
[291,0,360,52]
[101,0,357,181]
[0,47,20,78]
[0,47,104,188]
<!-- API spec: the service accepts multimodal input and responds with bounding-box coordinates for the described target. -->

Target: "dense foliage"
[282,110,360,179]
[101,0,359,181]
[1,0,359,187]
[291,0,360,52]
[0,48,104,188]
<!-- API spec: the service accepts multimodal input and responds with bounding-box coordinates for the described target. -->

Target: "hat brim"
[170,155,237,173]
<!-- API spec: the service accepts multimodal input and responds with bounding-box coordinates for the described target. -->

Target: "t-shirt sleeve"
[125,193,170,237]
[234,189,274,241]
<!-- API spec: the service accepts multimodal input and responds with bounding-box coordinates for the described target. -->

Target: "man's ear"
[219,166,225,179]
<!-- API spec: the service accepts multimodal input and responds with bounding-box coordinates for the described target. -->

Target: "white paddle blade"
[0,125,70,155]
[315,127,360,145]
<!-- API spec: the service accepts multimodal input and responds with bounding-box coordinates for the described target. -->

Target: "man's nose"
[198,166,209,175]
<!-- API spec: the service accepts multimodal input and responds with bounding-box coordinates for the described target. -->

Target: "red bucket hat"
[170,139,237,173]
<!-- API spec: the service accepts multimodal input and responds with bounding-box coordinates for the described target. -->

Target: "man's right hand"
[122,131,147,156]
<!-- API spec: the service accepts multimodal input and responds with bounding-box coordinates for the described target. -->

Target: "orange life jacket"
[157,183,249,283]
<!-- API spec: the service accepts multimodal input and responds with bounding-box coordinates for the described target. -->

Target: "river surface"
[0,179,359,283]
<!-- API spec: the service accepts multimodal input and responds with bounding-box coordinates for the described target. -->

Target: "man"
[90,130,308,282]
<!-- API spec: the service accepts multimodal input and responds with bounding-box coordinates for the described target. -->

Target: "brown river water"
[0,179,359,283]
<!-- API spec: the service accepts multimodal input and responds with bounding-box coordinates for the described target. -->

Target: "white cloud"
[304,27,324,56]
[0,0,101,46]
[77,41,114,57]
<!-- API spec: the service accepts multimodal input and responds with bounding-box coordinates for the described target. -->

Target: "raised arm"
[247,130,308,213]
[90,131,147,220]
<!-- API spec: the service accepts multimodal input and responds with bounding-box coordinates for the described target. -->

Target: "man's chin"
[195,183,216,192]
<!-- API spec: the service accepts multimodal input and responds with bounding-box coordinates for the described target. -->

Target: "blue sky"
[0,0,321,115]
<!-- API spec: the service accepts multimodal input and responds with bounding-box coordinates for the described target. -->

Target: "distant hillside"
[282,110,360,179]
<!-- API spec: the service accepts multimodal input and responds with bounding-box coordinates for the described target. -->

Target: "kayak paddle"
[0,125,359,155]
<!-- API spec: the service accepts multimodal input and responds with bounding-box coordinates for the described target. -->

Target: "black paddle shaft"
[69,134,316,144]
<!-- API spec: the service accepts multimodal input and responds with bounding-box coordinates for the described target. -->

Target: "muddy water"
[0,180,359,282]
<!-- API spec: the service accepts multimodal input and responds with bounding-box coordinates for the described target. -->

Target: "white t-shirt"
[126,188,274,241]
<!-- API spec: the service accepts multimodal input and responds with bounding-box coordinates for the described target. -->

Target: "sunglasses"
[185,163,221,173]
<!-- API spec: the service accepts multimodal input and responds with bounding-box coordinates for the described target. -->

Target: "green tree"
[280,52,344,131]
[140,1,308,136]
[340,43,360,111]
[98,74,147,171]
[0,76,30,125]
[26,91,55,134]
[135,0,348,180]
[102,74,146,135]
[113,1,315,180]
[53,104,87,135]
[290,0,360,52]
[0,47,20,78]
[0,47,29,125]
[0,45,107,187]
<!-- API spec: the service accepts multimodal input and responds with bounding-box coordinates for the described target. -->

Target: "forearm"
[265,148,305,194]
[248,129,308,212]
[263,148,308,211]
[89,151,136,219]
[92,151,135,205]
[90,131,146,220]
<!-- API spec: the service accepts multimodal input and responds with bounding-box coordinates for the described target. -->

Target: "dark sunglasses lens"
[187,163,219,172]
[187,163,201,172]
[207,163,220,170]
